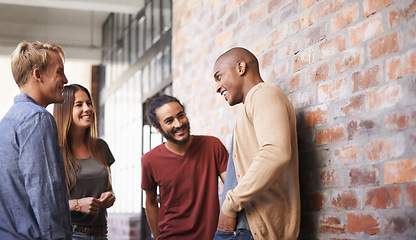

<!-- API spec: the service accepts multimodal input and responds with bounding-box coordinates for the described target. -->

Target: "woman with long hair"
[54,84,115,239]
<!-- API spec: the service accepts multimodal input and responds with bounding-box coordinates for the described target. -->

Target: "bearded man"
[141,94,228,240]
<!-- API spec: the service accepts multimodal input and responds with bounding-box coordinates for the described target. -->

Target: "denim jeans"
[213,229,254,240]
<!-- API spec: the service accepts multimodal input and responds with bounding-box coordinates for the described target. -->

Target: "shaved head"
[215,47,260,74]
[213,47,264,106]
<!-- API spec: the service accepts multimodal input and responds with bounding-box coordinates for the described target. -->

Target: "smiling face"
[71,90,94,130]
[213,57,245,106]
[38,50,68,107]
[155,101,191,145]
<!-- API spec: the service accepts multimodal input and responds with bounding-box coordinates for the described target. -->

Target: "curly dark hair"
[145,94,186,130]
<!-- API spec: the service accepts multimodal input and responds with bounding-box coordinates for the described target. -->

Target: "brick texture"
[172,0,416,238]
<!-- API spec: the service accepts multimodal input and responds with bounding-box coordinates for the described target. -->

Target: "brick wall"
[172,0,416,239]
[107,213,141,240]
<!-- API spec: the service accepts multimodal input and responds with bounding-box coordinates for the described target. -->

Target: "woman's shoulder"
[96,138,110,149]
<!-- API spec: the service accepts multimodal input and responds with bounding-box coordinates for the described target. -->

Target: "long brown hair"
[53,84,112,195]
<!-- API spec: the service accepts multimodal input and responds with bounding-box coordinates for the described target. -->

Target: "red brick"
[320,169,343,188]
[340,94,365,116]
[216,30,230,47]
[405,184,416,207]
[320,215,346,234]
[352,65,382,93]
[271,59,289,80]
[349,14,383,46]
[304,24,326,46]
[332,190,361,210]
[259,49,276,68]
[305,104,329,127]
[289,73,301,92]
[250,35,268,53]
[411,131,416,147]
[334,48,362,74]
[270,24,288,45]
[316,125,346,146]
[389,0,416,28]
[292,9,314,33]
[293,48,314,72]
[365,186,401,209]
[363,0,395,17]
[319,34,346,60]
[318,76,348,102]
[347,119,376,140]
[290,88,317,109]
[405,21,416,45]
[317,0,344,19]
[331,3,359,33]
[365,134,405,161]
[368,32,400,60]
[347,213,380,234]
[277,38,300,59]
[268,0,285,13]
[231,0,244,8]
[280,1,298,23]
[386,49,416,80]
[384,213,416,235]
[302,0,317,8]
[366,82,401,110]
[307,62,329,84]
[248,5,265,22]
[385,109,416,131]
[334,144,363,165]
[349,165,380,187]
[384,158,416,184]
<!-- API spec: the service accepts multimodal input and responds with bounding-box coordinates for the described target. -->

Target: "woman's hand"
[99,191,115,208]
[78,197,103,215]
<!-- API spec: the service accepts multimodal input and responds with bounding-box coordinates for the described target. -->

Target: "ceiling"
[0,0,145,59]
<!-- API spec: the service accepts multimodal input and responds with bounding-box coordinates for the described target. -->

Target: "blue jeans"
[213,229,254,240]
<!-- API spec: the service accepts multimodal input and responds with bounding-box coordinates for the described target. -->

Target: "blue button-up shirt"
[0,93,71,239]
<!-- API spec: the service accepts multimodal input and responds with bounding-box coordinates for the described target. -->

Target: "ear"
[32,68,42,83]
[236,60,246,76]
[152,124,162,134]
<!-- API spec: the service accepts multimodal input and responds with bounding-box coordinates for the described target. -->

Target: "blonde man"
[0,42,71,239]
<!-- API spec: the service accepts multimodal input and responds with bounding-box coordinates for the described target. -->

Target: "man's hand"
[217,212,236,231]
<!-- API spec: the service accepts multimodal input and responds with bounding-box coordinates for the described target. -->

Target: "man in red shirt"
[141,94,228,239]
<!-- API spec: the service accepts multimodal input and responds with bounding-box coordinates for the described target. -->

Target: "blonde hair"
[53,84,112,195]
[11,41,65,87]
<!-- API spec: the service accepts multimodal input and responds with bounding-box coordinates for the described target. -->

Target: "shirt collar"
[14,93,41,106]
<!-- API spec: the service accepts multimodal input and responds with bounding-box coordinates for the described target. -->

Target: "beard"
[161,123,191,145]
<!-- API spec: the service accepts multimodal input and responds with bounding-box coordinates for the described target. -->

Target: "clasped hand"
[77,191,115,215]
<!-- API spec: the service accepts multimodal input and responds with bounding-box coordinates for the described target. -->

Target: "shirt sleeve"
[18,112,71,239]
[215,137,229,175]
[98,138,115,166]
[141,154,157,191]
[222,86,293,217]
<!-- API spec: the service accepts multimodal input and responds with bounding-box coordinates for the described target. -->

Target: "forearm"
[69,199,79,211]
[145,204,160,238]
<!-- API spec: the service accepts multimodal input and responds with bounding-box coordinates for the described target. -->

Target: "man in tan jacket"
[213,47,300,240]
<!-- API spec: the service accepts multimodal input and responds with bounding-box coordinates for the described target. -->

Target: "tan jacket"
[221,83,300,240]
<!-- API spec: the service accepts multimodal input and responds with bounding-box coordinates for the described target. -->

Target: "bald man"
[213,47,300,240]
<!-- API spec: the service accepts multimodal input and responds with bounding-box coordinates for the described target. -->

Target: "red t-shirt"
[141,135,228,239]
